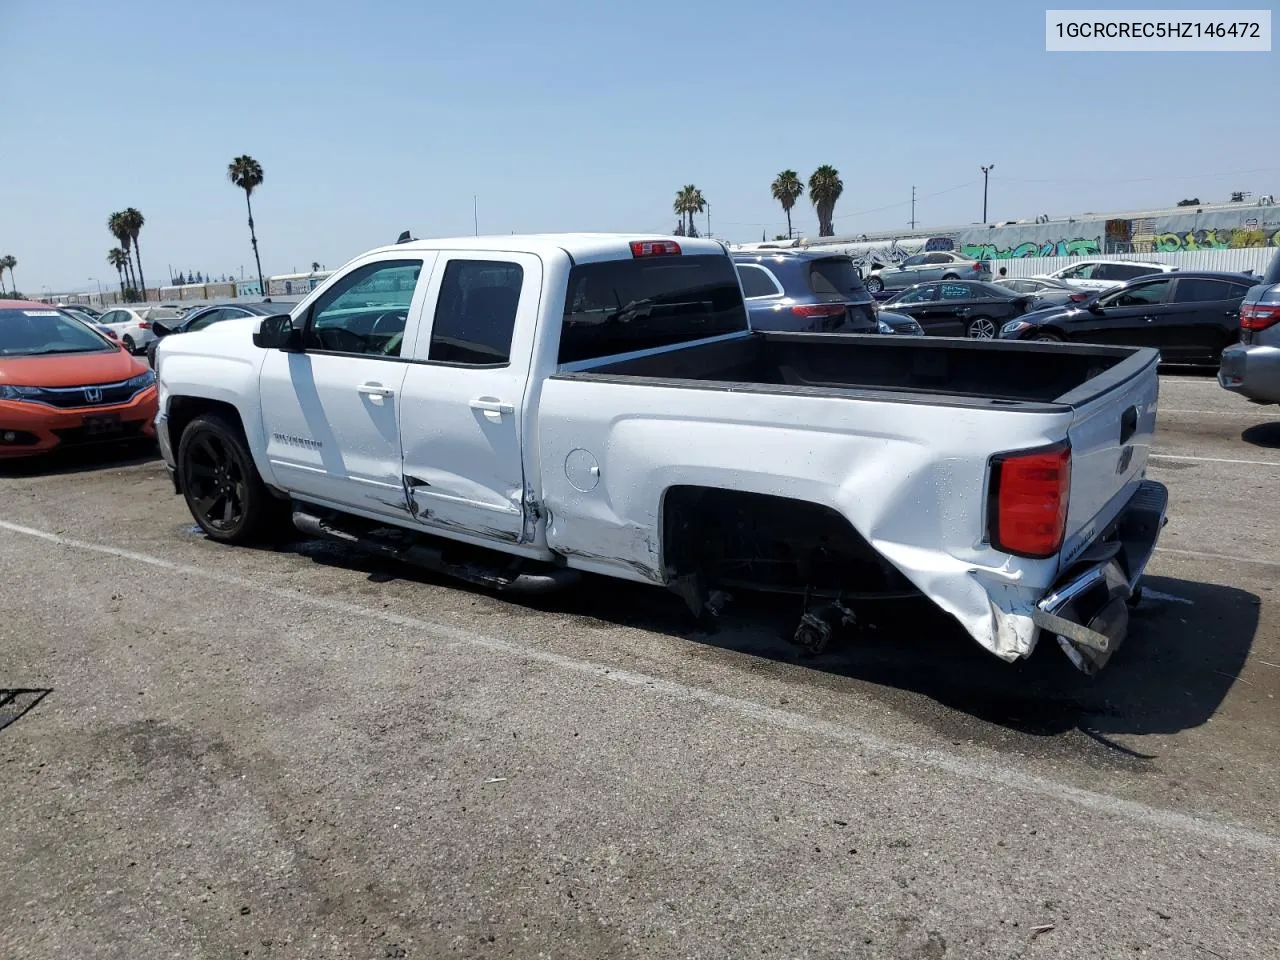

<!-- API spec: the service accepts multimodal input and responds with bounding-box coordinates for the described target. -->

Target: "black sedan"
[998,270,1257,366]
[880,280,1035,339]
[147,301,281,367]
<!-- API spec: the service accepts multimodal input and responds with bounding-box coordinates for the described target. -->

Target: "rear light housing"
[987,441,1071,559]
[138,320,151,329]
[790,303,847,319]
[1240,302,1280,331]
[630,240,681,258]
[1069,293,1088,302]
[972,262,983,272]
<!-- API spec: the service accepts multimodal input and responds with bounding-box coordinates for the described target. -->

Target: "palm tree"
[107,248,129,299]
[310,261,321,272]
[672,184,706,237]
[808,165,844,238]
[0,255,13,295]
[228,155,266,295]
[770,170,805,239]
[122,207,147,301]
[5,256,17,296]
[108,212,137,295]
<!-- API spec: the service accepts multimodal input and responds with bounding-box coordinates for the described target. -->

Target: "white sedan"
[97,306,183,355]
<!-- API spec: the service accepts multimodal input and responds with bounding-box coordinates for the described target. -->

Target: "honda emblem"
[84,386,103,403]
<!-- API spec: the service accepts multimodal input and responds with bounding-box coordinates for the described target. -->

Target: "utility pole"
[473,195,479,236]
[981,164,995,223]
[706,202,711,239]
[909,186,917,229]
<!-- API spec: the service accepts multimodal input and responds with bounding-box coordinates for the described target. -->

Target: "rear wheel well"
[660,485,914,598]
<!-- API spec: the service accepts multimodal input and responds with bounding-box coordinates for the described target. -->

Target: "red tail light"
[790,303,847,318]
[138,321,151,329]
[630,240,681,258]
[1240,302,1280,331]
[972,262,983,272]
[1069,293,1088,302]
[988,442,1071,559]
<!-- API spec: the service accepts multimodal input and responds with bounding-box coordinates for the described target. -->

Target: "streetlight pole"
[706,202,711,239]
[981,164,995,223]
[89,277,103,300]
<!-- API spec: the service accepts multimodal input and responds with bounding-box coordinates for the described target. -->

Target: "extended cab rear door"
[398,251,542,544]
[258,254,435,513]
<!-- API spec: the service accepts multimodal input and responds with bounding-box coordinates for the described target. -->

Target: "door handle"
[357,383,395,401]
[470,397,514,420]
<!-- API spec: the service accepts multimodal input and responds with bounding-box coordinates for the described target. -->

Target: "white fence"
[990,247,1276,280]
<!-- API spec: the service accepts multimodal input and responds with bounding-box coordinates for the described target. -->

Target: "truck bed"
[564,332,1151,408]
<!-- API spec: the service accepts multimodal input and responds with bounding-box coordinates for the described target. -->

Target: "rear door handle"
[470,397,514,420]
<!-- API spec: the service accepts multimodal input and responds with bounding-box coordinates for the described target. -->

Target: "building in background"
[737,197,1280,273]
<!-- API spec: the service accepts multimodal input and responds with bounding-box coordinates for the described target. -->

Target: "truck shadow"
[548,574,1259,744]
[280,536,1258,745]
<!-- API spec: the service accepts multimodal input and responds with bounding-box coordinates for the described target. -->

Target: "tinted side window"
[560,254,748,364]
[185,308,225,331]
[1174,278,1237,303]
[428,260,523,366]
[1104,279,1172,307]
[901,255,927,267]
[737,265,780,298]
[305,259,422,357]
[924,253,952,264]
[939,283,973,300]
[894,284,938,305]
[807,258,867,299]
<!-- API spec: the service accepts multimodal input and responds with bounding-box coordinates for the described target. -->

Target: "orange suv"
[1,300,158,458]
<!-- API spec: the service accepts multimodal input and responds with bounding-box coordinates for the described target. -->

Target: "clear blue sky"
[2,0,1276,293]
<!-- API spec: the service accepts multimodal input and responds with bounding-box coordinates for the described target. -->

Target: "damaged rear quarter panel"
[537,376,1076,659]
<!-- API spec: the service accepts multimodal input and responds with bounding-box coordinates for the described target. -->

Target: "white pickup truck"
[154,233,1168,673]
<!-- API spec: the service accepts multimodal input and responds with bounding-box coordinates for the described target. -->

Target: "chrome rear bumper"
[1032,480,1169,674]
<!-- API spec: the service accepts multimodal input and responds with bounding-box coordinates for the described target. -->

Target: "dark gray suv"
[732,251,922,335]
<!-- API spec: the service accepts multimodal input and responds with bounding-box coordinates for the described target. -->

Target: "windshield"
[559,254,748,364]
[0,307,114,357]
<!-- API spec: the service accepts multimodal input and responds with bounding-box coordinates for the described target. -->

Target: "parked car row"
[1219,250,1280,405]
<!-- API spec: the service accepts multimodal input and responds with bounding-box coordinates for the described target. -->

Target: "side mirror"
[152,320,171,337]
[1088,303,1105,315]
[253,313,301,350]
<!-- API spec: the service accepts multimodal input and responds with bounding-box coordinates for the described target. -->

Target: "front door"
[398,252,541,545]
[1065,276,1174,350]
[259,255,434,514]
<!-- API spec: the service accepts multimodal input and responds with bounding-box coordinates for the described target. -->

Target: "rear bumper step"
[1032,479,1169,674]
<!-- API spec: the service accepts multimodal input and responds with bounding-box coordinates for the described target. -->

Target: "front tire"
[1034,330,1063,342]
[178,413,285,545]
[966,316,997,339]
[122,334,137,354]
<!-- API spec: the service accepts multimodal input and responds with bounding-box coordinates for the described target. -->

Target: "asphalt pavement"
[2,374,1277,959]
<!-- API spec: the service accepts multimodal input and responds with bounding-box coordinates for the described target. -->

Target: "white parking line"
[1149,453,1280,467]
[1158,409,1261,416]
[1155,546,1280,567]
[1,517,1277,854]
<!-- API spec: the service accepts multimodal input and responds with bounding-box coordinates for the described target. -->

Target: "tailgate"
[1058,358,1160,569]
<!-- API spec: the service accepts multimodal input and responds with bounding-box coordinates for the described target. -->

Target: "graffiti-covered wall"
[951,204,1280,260]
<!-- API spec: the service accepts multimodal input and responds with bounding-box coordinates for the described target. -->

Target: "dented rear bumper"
[1032,480,1168,673]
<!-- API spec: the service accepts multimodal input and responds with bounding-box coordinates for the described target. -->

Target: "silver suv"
[864,252,991,293]
[1219,251,1280,405]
